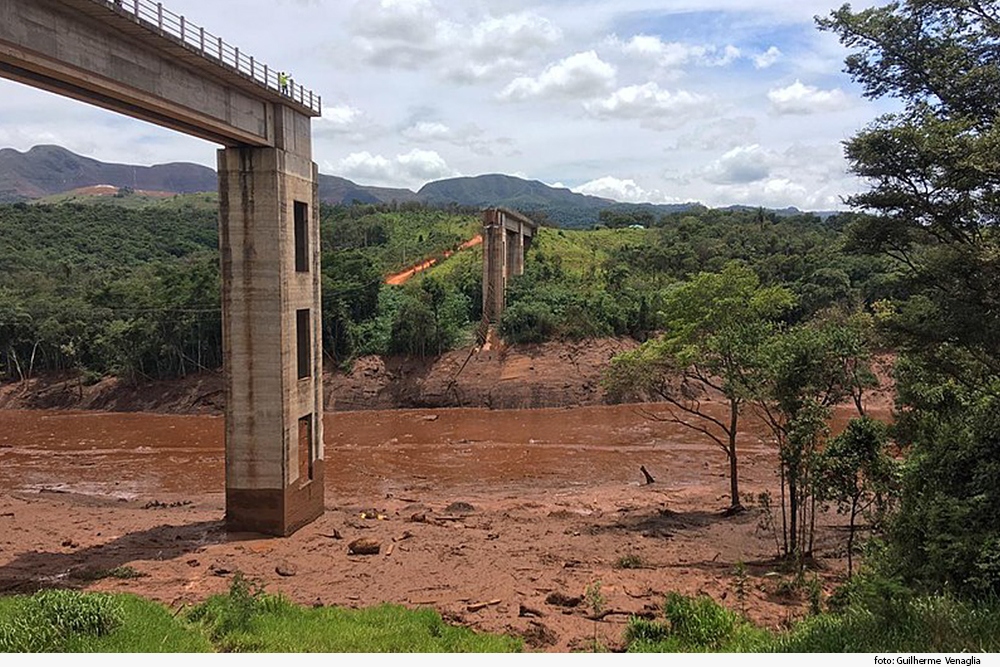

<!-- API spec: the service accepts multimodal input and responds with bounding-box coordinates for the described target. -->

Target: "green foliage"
[818,417,899,575]
[0,590,127,652]
[820,0,1000,598]
[187,574,520,653]
[627,592,769,652]
[605,262,796,509]
[0,586,519,653]
[625,587,1000,653]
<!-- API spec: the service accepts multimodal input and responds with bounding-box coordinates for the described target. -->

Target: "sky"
[0,0,895,210]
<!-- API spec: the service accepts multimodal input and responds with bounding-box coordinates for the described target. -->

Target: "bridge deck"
[67,0,321,117]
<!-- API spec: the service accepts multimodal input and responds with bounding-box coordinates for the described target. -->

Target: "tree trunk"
[848,496,858,577]
[788,476,798,560]
[780,463,788,556]
[728,400,741,509]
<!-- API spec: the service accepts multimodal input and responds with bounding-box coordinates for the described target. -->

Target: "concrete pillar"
[483,209,507,323]
[218,145,324,536]
[515,222,525,276]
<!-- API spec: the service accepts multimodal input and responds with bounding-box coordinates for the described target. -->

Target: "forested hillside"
[0,193,897,385]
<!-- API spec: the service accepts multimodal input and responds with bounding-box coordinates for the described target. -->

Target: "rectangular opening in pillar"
[296,308,311,380]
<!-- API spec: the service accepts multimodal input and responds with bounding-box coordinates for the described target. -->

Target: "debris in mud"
[320,529,343,540]
[518,603,545,618]
[444,502,476,514]
[348,538,381,555]
[142,500,193,510]
[467,599,501,612]
[420,415,440,422]
[545,592,583,608]
[186,559,200,568]
[209,563,233,576]
[61,539,79,548]
[521,621,559,649]
[640,465,656,485]
[409,512,430,523]
[0,512,13,518]
[275,562,297,577]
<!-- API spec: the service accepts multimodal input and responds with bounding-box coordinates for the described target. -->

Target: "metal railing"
[98,0,321,114]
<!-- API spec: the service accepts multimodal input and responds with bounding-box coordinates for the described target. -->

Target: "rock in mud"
[522,621,559,649]
[545,591,583,608]
[275,562,297,577]
[348,538,381,555]
[444,501,476,514]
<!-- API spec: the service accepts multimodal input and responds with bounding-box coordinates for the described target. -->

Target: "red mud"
[0,401,889,651]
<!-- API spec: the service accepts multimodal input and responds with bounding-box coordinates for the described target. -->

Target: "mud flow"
[0,403,887,651]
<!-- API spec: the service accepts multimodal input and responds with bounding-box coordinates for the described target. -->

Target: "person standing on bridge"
[279,72,290,95]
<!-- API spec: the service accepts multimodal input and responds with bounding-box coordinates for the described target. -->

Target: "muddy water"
[0,403,885,502]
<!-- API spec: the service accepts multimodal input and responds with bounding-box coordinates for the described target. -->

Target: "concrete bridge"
[0,0,325,536]
[482,208,538,324]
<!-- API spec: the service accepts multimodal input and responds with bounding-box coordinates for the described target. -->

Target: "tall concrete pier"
[482,208,538,323]
[0,0,324,535]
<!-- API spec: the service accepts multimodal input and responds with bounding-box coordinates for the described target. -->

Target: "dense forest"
[0,194,893,384]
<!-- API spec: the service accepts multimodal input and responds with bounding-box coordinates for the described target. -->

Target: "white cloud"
[619,35,707,69]
[402,121,453,142]
[703,144,779,184]
[336,148,455,186]
[337,151,395,182]
[672,117,758,151]
[615,35,742,71]
[585,82,710,129]
[574,176,681,204]
[499,51,616,101]
[753,46,782,69]
[349,2,561,82]
[711,45,742,66]
[396,148,453,180]
[314,104,377,142]
[768,80,852,114]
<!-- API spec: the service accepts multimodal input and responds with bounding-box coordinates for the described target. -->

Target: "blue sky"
[0,0,896,209]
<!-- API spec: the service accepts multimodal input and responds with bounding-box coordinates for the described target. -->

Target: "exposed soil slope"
[0,338,639,415]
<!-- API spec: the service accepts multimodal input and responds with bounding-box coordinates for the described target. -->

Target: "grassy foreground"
[0,576,521,653]
[626,590,1000,653]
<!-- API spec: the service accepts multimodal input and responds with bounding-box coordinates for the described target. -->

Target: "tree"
[818,417,899,577]
[820,0,1000,595]
[605,262,795,510]
[755,319,875,562]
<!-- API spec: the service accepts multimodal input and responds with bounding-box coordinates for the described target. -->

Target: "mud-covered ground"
[0,403,886,651]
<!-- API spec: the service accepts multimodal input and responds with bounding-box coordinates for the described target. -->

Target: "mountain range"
[0,145,834,227]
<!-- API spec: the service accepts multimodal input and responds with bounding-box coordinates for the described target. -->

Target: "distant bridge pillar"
[482,208,537,324]
[218,114,323,536]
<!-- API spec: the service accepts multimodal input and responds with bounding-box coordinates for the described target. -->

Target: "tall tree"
[820,0,1000,595]
[605,262,795,510]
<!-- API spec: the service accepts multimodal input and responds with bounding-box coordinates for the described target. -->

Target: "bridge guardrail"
[99,0,322,115]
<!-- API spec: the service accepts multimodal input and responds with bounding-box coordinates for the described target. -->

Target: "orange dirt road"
[385,235,482,286]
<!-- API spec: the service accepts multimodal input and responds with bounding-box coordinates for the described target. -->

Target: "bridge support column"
[482,208,536,323]
[483,211,507,323]
[218,146,324,536]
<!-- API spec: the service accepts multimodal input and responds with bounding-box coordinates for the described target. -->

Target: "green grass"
[0,578,520,653]
[530,227,651,279]
[625,590,1000,653]
[0,590,212,653]
[34,191,219,211]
